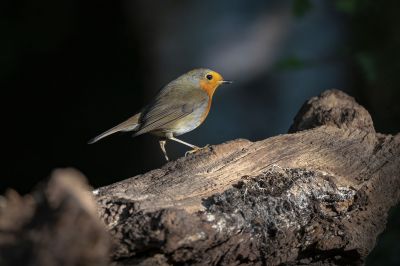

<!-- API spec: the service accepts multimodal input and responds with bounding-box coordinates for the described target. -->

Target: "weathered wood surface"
[94,90,400,265]
[0,90,398,265]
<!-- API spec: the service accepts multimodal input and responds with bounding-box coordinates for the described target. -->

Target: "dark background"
[1,0,399,264]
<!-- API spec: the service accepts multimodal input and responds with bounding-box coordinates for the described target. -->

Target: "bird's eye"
[206,74,213,80]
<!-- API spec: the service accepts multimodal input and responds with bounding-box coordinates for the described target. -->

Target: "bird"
[88,68,232,161]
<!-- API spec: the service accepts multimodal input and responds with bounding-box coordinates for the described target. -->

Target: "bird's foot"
[185,144,210,157]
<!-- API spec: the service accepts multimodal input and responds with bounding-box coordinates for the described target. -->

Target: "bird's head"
[183,68,232,97]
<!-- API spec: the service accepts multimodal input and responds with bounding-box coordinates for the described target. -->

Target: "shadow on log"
[94,90,400,265]
[0,90,399,266]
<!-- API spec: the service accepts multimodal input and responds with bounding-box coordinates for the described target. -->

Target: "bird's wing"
[133,88,208,136]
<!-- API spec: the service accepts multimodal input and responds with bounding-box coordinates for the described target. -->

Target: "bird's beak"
[219,80,233,85]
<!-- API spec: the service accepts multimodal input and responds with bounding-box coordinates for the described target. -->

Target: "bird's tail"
[88,113,141,144]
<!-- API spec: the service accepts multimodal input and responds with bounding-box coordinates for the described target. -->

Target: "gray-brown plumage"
[88,68,231,160]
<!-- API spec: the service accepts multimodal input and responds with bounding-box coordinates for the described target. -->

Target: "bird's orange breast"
[198,73,223,124]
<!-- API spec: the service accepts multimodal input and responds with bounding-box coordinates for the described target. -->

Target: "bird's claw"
[185,144,210,157]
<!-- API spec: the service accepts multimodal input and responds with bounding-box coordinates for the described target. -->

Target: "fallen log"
[93,90,400,265]
[1,90,398,265]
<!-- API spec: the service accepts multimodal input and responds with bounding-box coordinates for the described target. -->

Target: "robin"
[88,68,232,161]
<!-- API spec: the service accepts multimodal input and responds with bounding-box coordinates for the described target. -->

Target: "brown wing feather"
[132,104,194,136]
[133,87,208,137]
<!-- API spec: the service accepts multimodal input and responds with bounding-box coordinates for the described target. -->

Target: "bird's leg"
[159,139,169,161]
[168,136,199,149]
[168,136,209,157]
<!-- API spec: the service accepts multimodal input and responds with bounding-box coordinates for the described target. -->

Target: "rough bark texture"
[1,90,399,266]
[93,89,400,265]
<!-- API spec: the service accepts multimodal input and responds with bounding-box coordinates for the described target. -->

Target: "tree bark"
[1,90,398,266]
[93,90,400,265]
